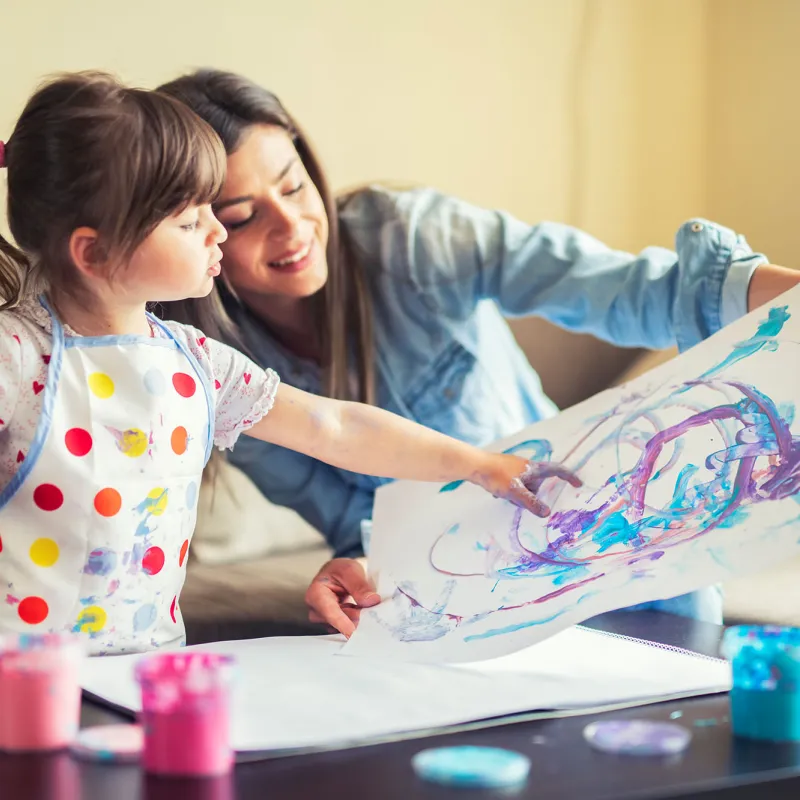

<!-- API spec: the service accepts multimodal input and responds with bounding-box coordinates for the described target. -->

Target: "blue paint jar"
[721,625,800,742]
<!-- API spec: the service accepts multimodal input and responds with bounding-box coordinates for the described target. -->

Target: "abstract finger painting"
[344,289,800,662]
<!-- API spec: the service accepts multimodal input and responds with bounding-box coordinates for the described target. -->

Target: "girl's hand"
[472,453,582,516]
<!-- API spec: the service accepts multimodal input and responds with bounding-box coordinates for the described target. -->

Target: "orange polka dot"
[94,488,122,517]
[172,373,196,398]
[171,426,188,455]
[142,546,165,576]
[179,539,189,567]
[65,428,93,457]
[18,596,48,625]
[33,484,63,512]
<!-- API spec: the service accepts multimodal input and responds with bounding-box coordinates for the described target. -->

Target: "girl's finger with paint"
[521,462,583,491]
[477,454,582,517]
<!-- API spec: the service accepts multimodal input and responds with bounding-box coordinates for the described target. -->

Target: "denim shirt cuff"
[335,542,366,559]
[720,255,765,328]
[674,219,768,352]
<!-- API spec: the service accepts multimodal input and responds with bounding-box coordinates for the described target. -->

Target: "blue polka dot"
[83,548,118,577]
[133,603,157,633]
[185,481,198,509]
[143,369,166,396]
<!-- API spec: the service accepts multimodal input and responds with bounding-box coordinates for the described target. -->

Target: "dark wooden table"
[4,611,800,800]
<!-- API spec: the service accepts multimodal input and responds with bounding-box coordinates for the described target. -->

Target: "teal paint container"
[721,625,800,742]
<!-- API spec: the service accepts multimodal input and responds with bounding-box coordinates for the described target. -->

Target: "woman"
[158,69,799,637]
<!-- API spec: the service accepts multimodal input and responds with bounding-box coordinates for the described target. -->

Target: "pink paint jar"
[135,652,235,777]
[0,632,84,752]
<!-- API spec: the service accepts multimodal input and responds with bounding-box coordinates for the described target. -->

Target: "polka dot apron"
[0,300,214,654]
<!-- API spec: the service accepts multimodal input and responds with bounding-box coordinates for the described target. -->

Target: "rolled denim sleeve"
[675,219,766,349]
[228,435,373,559]
[390,189,767,352]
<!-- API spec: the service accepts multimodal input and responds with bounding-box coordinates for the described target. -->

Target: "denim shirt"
[227,186,766,559]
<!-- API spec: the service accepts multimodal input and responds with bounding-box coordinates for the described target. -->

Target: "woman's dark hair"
[156,69,375,404]
[0,71,225,309]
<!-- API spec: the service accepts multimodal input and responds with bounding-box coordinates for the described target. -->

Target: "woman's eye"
[225,214,255,231]
[285,182,305,197]
[181,221,199,231]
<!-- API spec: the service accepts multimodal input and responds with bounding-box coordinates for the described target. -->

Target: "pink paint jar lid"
[71,724,144,763]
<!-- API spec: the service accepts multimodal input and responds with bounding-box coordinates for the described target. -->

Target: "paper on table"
[81,626,730,754]
[345,287,800,663]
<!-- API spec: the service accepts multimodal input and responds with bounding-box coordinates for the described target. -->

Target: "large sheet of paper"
[345,288,800,662]
[80,627,729,754]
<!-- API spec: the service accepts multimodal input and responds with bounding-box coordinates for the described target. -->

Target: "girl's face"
[212,124,330,306]
[124,204,227,302]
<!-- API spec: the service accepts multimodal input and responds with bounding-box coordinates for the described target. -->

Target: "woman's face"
[213,124,329,306]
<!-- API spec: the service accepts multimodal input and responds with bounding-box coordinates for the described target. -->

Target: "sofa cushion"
[182,545,332,625]
[191,459,326,565]
[722,557,800,627]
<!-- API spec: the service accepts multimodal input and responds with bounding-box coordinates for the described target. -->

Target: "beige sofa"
[180,321,799,644]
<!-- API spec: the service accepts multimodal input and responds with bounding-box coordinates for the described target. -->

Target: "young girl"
[0,72,577,655]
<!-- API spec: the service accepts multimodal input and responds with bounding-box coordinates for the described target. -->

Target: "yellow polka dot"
[76,605,107,633]
[147,487,168,516]
[119,428,148,458]
[29,537,59,567]
[88,372,115,399]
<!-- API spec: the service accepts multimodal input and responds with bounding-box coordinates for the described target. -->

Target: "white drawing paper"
[344,287,800,662]
[80,627,730,753]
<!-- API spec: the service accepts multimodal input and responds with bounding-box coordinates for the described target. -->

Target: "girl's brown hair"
[0,71,226,309]
[156,70,375,405]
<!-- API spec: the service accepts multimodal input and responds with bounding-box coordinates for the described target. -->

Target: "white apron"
[0,300,213,655]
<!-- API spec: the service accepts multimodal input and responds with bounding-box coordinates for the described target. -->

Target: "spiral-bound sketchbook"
[80,625,730,756]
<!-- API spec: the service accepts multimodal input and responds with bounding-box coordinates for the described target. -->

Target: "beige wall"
[0,0,705,247]
[706,0,800,268]
[0,1,795,407]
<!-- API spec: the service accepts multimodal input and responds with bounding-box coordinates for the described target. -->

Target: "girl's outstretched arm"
[246,384,580,518]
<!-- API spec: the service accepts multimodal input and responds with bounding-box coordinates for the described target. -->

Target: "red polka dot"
[142,546,165,576]
[170,596,178,623]
[65,428,93,457]
[172,373,196,398]
[171,427,188,455]
[18,596,48,625]
[33,484,63,512]
[0,534,3,553]
[94,488,122,517]
[179,539,189,567]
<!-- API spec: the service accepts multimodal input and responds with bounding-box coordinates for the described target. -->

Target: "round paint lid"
[584,720,692,756]
[71,724,143,764]
[411,745,531,789]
